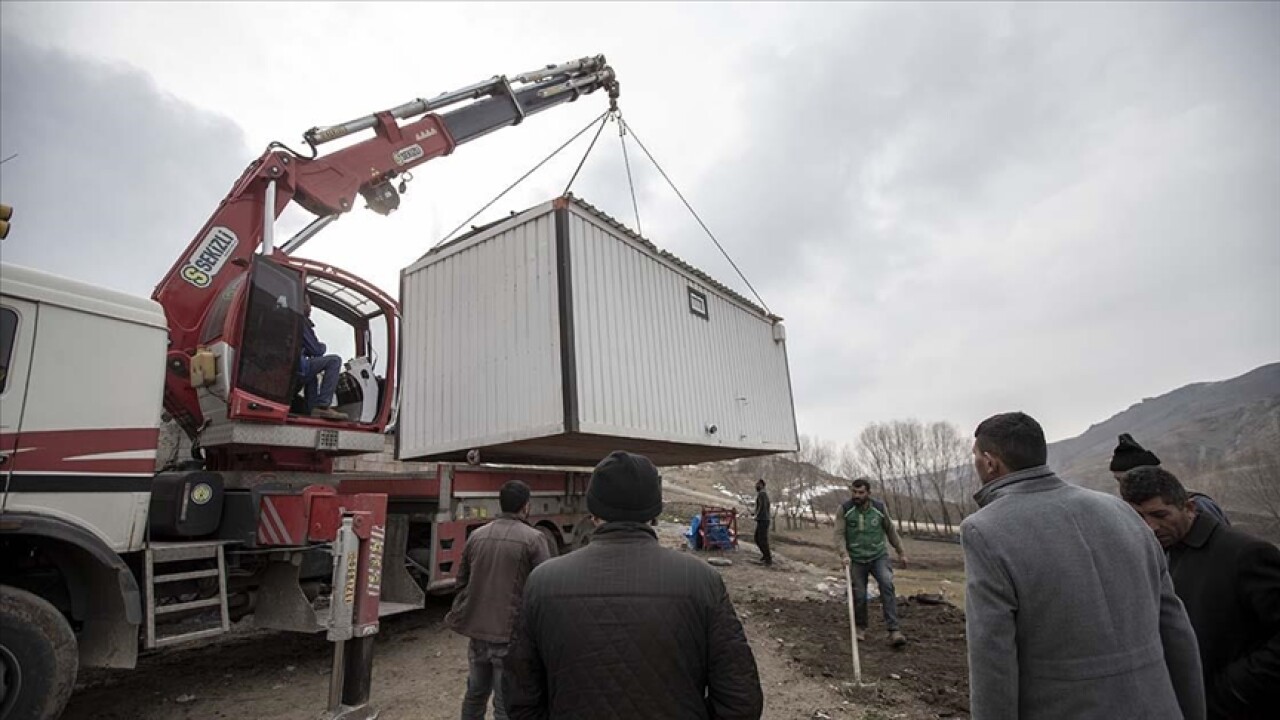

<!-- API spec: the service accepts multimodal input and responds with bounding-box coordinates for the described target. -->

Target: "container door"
[227,256,305,423]
[0,298,37,511]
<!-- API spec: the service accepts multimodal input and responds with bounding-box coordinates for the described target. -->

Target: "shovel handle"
[844,562,863,684]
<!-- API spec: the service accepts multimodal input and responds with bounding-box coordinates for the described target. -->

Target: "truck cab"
[1,263,168,549]
[1,263,168,714]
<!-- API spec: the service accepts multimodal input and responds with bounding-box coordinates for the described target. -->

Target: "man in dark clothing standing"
[446,480,552,720]
[834,478,908,646]
[1110,433,1229,525]
[751,478,772,566]
[505,451,763,720]
[1120,466,1280,719]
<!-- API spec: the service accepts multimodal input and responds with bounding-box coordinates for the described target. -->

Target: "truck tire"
[570,517,595,551]
[537,526,560,558]
[0,586,78,720]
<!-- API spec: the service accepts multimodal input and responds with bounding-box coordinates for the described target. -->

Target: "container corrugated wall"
[398,197,798,466]
[398,207,564,460]
[566,206,797,454]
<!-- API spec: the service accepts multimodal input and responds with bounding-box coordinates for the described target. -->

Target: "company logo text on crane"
[180,226,239,288]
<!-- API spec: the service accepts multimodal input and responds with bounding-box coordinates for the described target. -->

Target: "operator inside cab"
[299,296,346,421]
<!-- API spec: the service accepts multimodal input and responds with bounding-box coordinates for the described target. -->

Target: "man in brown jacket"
[446,480,553,720]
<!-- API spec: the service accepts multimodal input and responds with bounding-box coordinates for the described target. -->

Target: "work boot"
[311,407,346,421]
[856,628,866,642]
[889,630,907,648]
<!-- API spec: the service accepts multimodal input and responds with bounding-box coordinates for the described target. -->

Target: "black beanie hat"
[587,451,663,523]
[1110,433,1161,472]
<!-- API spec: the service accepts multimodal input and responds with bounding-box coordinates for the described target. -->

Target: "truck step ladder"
[143,541,232,649]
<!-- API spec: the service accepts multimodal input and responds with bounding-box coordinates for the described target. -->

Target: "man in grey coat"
[962,412,1204,720]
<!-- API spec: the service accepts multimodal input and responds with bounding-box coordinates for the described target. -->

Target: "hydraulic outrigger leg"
[322,510,387,720]
[322,509,381,717]
[252,487,389,719]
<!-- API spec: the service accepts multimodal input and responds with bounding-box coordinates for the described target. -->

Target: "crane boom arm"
[150,55,617,432]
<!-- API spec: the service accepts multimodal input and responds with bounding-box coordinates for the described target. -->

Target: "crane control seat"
[287,355,383,424]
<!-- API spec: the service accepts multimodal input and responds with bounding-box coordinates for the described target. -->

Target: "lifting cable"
[617,117,643,237]
[434,107,771,318]
[434,109,610,248]
[562,111,612,196]
[618,117,770,315]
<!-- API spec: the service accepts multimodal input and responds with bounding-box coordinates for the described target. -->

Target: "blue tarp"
[684,514,702,549]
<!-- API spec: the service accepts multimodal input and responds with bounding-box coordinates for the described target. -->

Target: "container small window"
[688,287,709,320]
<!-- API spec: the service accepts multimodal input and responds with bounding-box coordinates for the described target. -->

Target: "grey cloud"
[677,3,1278,290]
[0,33,253,296]
[617,3,1280,439]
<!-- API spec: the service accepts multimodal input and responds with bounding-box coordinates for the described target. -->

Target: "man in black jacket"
[1110,433,1229,525]
[504,450,764,720]
[1120,466,1280,719]
[751,478,772,566]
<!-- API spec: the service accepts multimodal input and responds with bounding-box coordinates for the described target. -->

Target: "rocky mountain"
[1047,362,1280,504]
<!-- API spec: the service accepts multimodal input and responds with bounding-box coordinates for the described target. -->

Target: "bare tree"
[949,459,980,521]
[874,420,929,531]
[837,442,862,480]
[1235,446,1280,531]
[900,420,937,531]
[819,443,859,521]
[923,421,969,534]
[722,457,764,509]
[797,436,837,527]
[846,419,981,536]
[858,424,901,521]
[769,439,809,530]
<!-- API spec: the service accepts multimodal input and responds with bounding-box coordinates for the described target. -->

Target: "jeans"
[754,522,772,564]
[851,553,899,632]
[301,354,342,409]
[461,639,509,720]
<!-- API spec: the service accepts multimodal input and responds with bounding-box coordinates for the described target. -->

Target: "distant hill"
[1047,362,1280,505]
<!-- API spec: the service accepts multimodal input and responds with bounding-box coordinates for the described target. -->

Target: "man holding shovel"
[835,478,908,648]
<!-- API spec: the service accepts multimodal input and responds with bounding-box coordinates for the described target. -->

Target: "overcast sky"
[1,2,1277,444]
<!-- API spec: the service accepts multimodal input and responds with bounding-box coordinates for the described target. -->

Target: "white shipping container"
[398,196,798,467]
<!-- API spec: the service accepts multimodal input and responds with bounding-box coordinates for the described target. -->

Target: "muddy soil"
[65,600,472,720]
[62,514,972,720]
[745,596,970,719]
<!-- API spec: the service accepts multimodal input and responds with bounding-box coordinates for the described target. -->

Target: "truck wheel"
[537,527,560,558]
[570,518,595,551]
[0,586,78,720]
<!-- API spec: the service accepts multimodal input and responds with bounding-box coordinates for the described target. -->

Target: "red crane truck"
[0,55,618,720]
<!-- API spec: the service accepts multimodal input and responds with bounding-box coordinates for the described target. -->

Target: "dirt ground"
[63,517,970,720]
[709,520,971,720]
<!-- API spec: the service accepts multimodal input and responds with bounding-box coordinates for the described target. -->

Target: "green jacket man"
[835,478,908,647]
